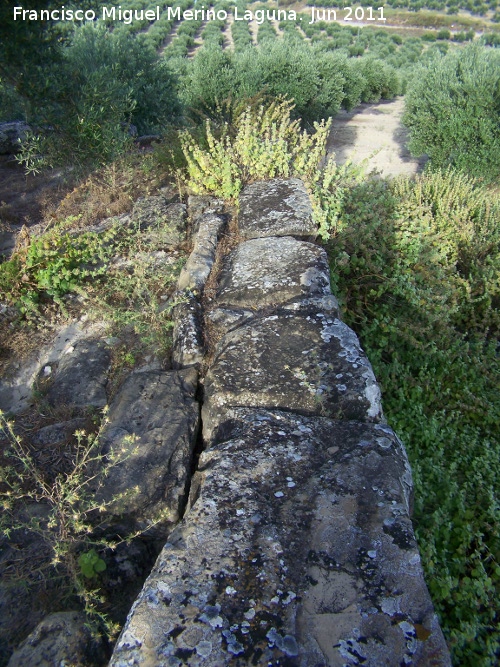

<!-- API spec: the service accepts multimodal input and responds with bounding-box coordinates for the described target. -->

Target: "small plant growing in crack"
[0,409,154,639]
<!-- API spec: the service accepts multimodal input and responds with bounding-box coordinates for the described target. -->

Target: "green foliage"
[0,211,186,360]
[403,44,500,182]
[181,38,401,124]
[179,99,331,200]
[322,168,500,666]
[78,549,107,579]
[357,57,401,102]
[14,22,180,171]
[180,45,236,113]
[0,228,112,315]
[0,78,26,122]
[0,411,133,636]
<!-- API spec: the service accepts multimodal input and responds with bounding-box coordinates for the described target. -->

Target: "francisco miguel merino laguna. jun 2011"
[13,4,387,25]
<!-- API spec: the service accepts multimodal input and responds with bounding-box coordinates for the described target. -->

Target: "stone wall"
[108,180,451,666]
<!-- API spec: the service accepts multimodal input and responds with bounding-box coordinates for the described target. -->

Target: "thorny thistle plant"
[0,409,156,637]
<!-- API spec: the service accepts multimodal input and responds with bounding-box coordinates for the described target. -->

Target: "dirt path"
[326,97,426,178]
[158,20,181,55]
[187,20,208,58]
[248,18,259,45]
[222,14,235,49]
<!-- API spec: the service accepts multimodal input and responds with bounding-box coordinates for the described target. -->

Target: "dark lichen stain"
[212,570,231,594]
[167,625,184,640]
[307,549,338,569]
[181,590,194,605]
[356,549,378,579]
[251,647,264,665]
[175,647,194,660]
[383,522,415,550]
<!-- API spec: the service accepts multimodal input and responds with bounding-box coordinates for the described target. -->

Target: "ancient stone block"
[0,121,30,155]
[203,312,382,440]
[216,236,331,310]
[187,195,225,233]
[30,418,87,447]
[238,179,315,239]
[109,409,450,667]
[171,293,204,369]
[177,213,225,292]
[7,611,105,667]
[44,339,111,409]
[97,368,200,531]
[131,198,187,247]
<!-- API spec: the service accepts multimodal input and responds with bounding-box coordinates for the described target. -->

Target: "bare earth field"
[326,97,426,178]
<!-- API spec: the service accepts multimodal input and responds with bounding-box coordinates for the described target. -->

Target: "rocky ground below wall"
[0,191,224,667]
[1,179,451,666]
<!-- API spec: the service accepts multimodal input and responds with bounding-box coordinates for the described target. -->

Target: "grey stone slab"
[177,213,225,292]
[97,368,200,531]
[187,195,225,233]
[44,339,111,409]
[203,312,382,441]
[109,409,450,667]
[216,237,330,310]
[0,121,30,154]
[238,178,315,239]
[0,321,108,415]
[171,294,204,370]
[131,198,187,247]
[207,295,340,340]
[30,418,87,447]
[7,611,105,667]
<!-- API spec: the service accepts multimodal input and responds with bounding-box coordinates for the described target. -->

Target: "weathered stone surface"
[177,213,225,292]
[97,368,200,530]
[30,418,87,447]
[7,611,105,667]
[171,294,204,369]
[131,198,187,247]
[206,306,257,339]
[109,409,450,667]
[0,320,107,415]
[187,195,225,232]
[216,236,330,309]
[104,178,448,666]
[207,295,340,341]
[238,179,315,240]
[44,339,111,409]
[0,122,30,154]
[203,311,382,440]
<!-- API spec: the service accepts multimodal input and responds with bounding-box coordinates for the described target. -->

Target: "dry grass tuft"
[46,150,171,231]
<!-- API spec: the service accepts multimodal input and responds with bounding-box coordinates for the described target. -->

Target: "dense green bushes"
[322,169,500,666]
[404,44,500,182]
[179,39,401,122]
[8,23,180,171]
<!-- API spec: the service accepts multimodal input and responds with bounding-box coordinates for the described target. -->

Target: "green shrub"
[403,44,500,182]
[182,40,401,124]
[322,168,500,666]
[357,58,401,102]
[0,79,26,122]
[180,99,331,200]
[0,229,111,315]
[0,412,130,636]
[16,23,180,171]
[180,45,237,113]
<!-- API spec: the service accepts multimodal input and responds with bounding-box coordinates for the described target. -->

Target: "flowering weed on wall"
[179,99,331,201]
